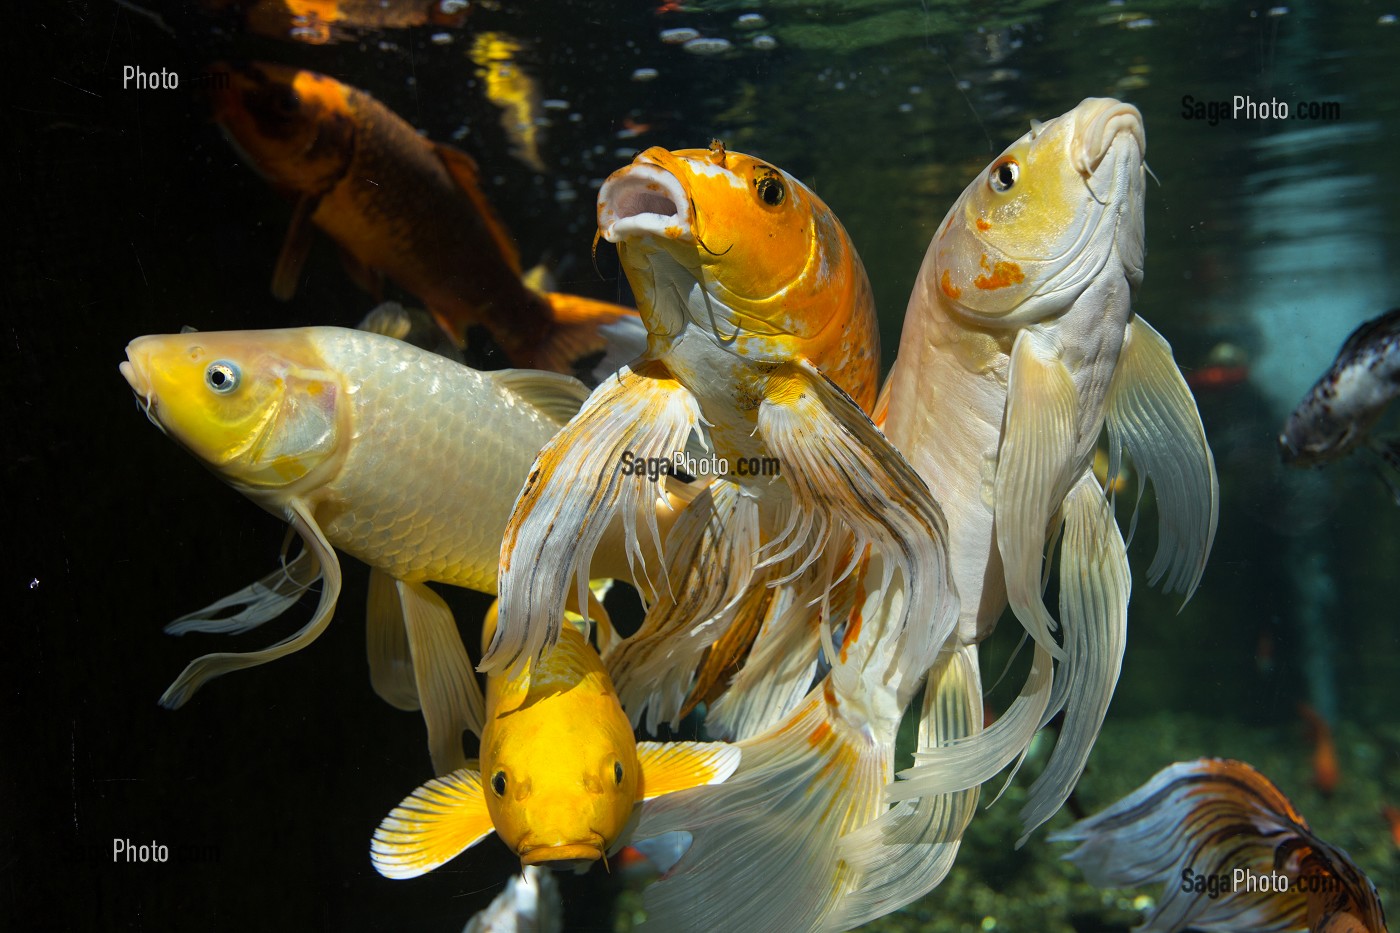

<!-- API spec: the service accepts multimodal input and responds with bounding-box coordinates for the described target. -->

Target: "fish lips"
[597,160,694,246]
[518,840,606,868]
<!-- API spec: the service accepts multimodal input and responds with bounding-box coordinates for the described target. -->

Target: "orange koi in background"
[1300,702,1341,796]
[210,0,470,45]
[211,63,642,380]
[1382,806,1400,849]
[1055,758,1388,933]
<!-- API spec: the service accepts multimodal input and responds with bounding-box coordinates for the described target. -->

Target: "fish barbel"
[212,63,642,380]
[1054,758,1389,933]
[875,97,1218,843]
[484,142,956,746]
[121,325,658,774]
[371,602,738,876]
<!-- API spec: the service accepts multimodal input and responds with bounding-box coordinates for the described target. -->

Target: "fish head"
[597,141,877,391]
[211,62,356,195]
[120,329,347,494]
[933,97,1146,328]
[482,724,640,870]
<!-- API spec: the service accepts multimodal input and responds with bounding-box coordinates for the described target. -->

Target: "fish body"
[1054,758,1389,933]
[877,97,1218,842]
[239,0,470,45]
[486,142,955,747]
[213,63,640,377]
[121,325,598,773]
[371,602,739,875]
[1280,307,1400,470]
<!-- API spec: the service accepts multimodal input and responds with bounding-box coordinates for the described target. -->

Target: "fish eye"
[205,360,240,394]
[613,761,623,785]
[988,158,1019,193]
[755,174,786,207]
[491,771,507,796]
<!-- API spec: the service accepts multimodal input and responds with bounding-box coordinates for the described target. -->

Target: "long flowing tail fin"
[1052,758,1388,933]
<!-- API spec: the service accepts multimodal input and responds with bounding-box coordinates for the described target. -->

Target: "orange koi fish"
[212,63,641,380]
[484,141,956,747]
[372,602,737,875]
[229,0,470,45]
[1300,703,1341,795]
[1055,758,1388,933]
[873,98,1218,846]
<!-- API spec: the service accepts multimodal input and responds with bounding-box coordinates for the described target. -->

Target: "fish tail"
[159,503,340,709]
[629,680,890,933]
[1050,758,1362,933]
[829,643,983,929]
[485,363,700,676]
[527,291,648,383]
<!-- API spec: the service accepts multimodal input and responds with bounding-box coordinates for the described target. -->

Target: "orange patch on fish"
[974,259,1024,291]
[940,269,962,300]
[975,218,991,231]
[808,721,833,746]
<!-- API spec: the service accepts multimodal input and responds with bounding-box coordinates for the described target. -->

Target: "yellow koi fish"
[371,602,739,874]
[874,97,1218,842]
[121,326,608,774]
[1054,758,1389,933]
[485,142,956,744]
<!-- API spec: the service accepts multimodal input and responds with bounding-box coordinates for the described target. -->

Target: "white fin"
[607,480,761,732]
[1018,470,1130,844]
[1105,315,1219,600]
[832,644,983,929]
[159,500,340,709]
[630,689,886,933]
[487,363,701,676]
[366,568,419,712]
[634,741,741,800]
[463,865,563,933]
[995,329,1078,661]
[491,369,592,426]
[398,580,484,775]
[757,360,958,685]
[372,767,494,880]
[891,639,1054,802]
[164,544,320,636]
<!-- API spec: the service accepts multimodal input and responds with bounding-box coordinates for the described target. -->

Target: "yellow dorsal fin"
[635,741,741,802]
[371,768,494,879]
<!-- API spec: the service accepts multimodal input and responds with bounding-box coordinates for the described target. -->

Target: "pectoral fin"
[271,194,319,301]
[757,359,957,684]
[371,768,494,879]
[159,500,340,709]
[366,569,418,712]
[398,580,484,775]
[635,741,741,801]
[1019,469,1129,844]
[165,543,319,636]
[995,330,1078,661]
[1104,315,1219,599]
[486,362,701,676]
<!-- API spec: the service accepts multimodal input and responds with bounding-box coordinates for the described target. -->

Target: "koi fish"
[462,865,561,933]
[121,325,607,774]
[231,0,470,45]
[371,602,739,875]
[1280,308,1400,502]
[212,63,642,380]
[484,141,957,747]
[470,32,547,174]
[1299,703,1341,796]
[1053,758,1389,933]
[874,97,1218,844]
[1382,806,1400,849]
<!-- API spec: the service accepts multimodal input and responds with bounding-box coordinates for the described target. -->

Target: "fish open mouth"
[597,160,693,245]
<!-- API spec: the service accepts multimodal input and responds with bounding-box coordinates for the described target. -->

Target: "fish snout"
[518,833,606,868]
[597,161,693,245]
[1071,98,1146,176]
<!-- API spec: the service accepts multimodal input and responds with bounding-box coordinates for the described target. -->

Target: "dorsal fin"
[492,369,591,425]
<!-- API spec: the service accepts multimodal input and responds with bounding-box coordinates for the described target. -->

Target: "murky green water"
[7,1,1399,930]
